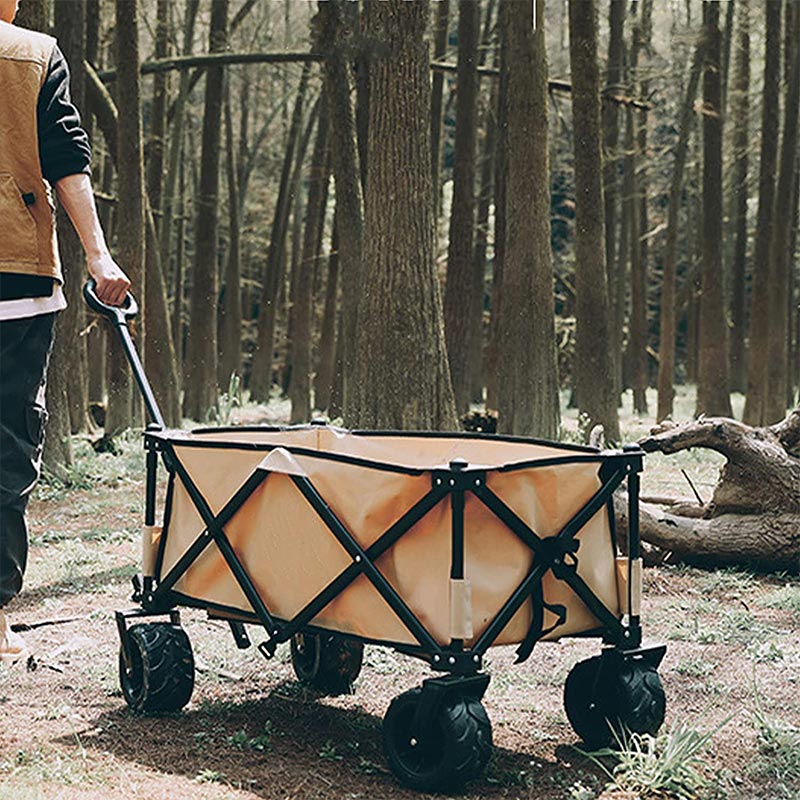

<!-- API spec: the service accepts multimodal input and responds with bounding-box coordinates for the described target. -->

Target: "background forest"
[14,0,800,467]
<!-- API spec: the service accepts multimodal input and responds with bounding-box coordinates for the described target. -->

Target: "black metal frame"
[119,426,651,677]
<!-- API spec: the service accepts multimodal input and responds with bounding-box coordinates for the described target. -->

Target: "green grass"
[758,583,800,617]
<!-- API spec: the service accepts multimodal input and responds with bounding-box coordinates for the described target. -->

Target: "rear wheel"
[382,687,493,792]
[119,623,194,714]
[564,655,665,749]
[290,632,363,695]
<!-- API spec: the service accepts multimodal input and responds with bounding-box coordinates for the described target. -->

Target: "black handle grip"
[83,278,138,325]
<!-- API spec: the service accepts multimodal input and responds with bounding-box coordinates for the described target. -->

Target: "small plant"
[206,373,242,426]
[580,719,728,800]
[318,740,343,761]
[752,688,800,787]
[194,769,225,784]
[748,640,784,663]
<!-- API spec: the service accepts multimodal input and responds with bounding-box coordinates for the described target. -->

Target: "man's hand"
[88,253,131,306]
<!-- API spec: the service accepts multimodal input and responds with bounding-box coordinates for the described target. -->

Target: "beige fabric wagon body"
[148,427,624,649]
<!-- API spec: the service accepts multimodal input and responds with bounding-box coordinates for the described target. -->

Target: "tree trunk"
[249,77,315,401]
[53,0,90,436]
[728,0,749,394]
[696,1,732,418]
[146,0,169,225]
[107,0,146,434]
[743,1,781,425]
[568,0,620,443]
[430,0,450,215]
[765,2,800,424]
[496,0,559,439]
[313,217,339,413]
[318,0,365,421]
[443,0,480,416]
[218,88,243,389]
[182,0,228,422]
[351,0,457,431]
[289,99,330,424]
[13,0,47,31]
[603,0,626,404]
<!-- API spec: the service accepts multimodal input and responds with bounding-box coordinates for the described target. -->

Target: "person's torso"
[0,20,61,284]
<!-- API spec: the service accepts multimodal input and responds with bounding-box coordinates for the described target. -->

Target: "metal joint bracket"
[430,650,483,674]
[258,639,278,660]
[431,469,487,492]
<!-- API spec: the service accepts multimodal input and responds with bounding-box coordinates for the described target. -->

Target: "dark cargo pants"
[0,312,55,607]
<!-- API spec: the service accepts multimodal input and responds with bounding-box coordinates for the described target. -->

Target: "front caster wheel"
[564,656,665,749]
[290,631,363,695]
[119,623,194,714]
[382,687,493,792]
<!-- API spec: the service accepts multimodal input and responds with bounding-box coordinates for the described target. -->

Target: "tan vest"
[0,20,61,283]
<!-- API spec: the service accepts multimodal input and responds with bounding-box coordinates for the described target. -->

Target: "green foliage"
[752,687,800,791]
[206,373,242,426]
[580,719,729,800]
[758,582,800,617]
[226,720,272,752]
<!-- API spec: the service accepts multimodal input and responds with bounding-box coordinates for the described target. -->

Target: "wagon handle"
[83,279,165,430]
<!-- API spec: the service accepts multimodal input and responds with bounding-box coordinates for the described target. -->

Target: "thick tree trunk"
[728,0,750,394]
[183,0,228,421]
[696,1,732,418]
[568,0,620,442]
[743,1,781,425]
[351,0,457,431]
[765,3,800,424]
[444,0,480,415]
[496,0,559,439]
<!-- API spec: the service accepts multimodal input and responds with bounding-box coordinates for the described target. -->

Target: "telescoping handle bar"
[83,279,165,430]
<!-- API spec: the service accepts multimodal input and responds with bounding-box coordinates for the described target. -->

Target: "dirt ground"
[1,419,798,800]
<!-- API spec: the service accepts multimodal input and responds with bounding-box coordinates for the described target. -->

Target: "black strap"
[515,579,567,664]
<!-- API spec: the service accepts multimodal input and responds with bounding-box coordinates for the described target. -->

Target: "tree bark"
[743,1,781,425]
[430,0,450,215]
[351,0,457,431]
[182,0,228,422]
[765,2,800,423]
[603,0,626,404]
[289,99,329,424]
[496,0,559,439]
[313,218,339,414]
[728,0,750,394]
[218,87,243,390]
[696,1,732,418]
[568,0,620,443]
[53,0,90,436]
[444,0,480,415]
[318,0,365,422]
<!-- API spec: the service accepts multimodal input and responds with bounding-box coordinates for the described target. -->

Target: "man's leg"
[0,312,56,628]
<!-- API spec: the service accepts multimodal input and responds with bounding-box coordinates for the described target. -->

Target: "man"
[0,0,130,663]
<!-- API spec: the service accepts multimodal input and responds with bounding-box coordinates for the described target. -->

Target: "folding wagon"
[85,282,666,792]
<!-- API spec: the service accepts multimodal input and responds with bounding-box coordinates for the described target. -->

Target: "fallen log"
[613,406,800,573]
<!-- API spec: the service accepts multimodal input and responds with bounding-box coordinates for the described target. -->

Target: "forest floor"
[0,387,798,800]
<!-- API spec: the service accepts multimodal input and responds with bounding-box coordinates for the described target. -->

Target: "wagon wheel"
[290,632,363,695]
[119,623,194,714]
[382,687,493,792]
[564,656,665,749]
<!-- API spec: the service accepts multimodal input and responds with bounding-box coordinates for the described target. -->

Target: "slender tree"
[765,1,800,423]
[728,0,750,393]
[430,0,450,214]
[743,0,782,425]
[656,26,707,421]
[444,0,480,415]
[568,0,621,442]
[183,0,228,421]
[696,0,732,417]
[351,0,457,430]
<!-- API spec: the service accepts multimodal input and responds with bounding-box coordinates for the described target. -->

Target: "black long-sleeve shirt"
[0,44,92,300]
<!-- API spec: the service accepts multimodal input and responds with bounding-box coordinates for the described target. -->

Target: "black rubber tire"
[290,632,363,695]
[119,623,194,714]
[564,656,666,749]
[382,687,493,792]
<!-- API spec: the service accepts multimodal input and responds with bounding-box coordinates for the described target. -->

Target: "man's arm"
[54,173,130,306]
